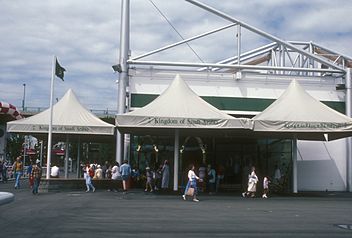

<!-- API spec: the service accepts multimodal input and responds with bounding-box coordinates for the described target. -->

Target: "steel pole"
[76,136,81,178]
[22,83,26,112]
[346,68,352,192]
[116,0,130,164]
[64,134,69,178]
[292,138,298,193]
[46,55,56,179]
[173,129,180,191]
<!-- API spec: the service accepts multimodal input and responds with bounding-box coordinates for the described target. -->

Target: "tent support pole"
[76,136,81,178]
[346,68,352,192]
[64,134,69,179]
[292,138,298,193]
[173,129,180,191]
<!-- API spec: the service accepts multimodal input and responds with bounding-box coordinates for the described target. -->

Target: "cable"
[148,0,205,63]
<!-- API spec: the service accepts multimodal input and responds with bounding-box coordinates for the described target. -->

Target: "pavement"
[0,180,352,238]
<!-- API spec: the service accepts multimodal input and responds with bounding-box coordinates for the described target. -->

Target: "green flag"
[55,59,66,81]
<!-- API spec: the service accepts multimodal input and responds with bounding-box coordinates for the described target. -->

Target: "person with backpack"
[84,164,95,193]
[12,156,23,189]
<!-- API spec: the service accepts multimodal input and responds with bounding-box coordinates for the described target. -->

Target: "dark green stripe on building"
[131,93,345,114]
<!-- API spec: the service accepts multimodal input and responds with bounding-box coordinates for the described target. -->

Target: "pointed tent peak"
[54,88,91,113]
[160,74,195,98]
[253,78,352,123]
[170,74,189,88]
[128,74,235,119]
[56,88,79,105]
[276,79,325,104]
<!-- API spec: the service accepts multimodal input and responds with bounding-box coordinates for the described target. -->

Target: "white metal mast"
[116,0,130,164]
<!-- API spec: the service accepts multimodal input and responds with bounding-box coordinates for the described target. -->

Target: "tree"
[5,133,25,163]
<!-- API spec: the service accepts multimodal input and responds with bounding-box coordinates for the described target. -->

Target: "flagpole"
[46,55,56,179]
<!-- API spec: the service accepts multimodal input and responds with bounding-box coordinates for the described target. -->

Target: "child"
[262,176,270,198]
[145,167,154,192]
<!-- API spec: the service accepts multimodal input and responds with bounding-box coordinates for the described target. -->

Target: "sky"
[0,0,351,112]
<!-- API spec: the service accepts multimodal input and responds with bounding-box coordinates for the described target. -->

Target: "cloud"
[0,0,351,112]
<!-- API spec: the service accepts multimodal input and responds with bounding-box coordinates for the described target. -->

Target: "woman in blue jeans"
[182,164,200,202]
[12,156,23,189]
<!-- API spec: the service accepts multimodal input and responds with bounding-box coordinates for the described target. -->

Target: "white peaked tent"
[252,79,352,193]
[7,89,115,179]
[7,89,115,136]
[252,79,352,141]
[116,74,250,133]
[116,74,251,191]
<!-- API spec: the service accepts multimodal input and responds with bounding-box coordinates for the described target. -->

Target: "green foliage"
[5,133,24,162]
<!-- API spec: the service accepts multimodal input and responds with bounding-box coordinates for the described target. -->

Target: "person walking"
[94,165,103,180]
[216,163,225,193]
[84,164,96,193]
[0,160,8,183]
[262,176,270,198]
[31,159,42,195]
[0,160,4,182]
[182,164,201,202]
[119,160,131,194]
[145,167,154,192]
[27,162,34,189]
[110,162,121,192]
[207,164,216,194]
[12,156,23,189]
[198,160,207,192]
[242,166,258,198]
[161,160,169,190]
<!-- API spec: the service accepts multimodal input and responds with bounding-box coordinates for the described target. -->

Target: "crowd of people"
[2,155,283,201]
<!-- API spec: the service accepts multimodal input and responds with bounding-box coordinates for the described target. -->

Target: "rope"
[148,0,205,63]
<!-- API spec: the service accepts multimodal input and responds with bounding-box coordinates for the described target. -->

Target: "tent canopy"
[252,79,352,140]
[116,74,251,135]
[7,89,115,136]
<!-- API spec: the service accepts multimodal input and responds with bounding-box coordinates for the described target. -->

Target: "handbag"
[186,187,194,196]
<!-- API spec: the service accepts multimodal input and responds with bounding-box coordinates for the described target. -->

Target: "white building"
[115,0,352,192]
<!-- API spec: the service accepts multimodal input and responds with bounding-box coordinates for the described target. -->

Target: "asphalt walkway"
[1,181,352,237]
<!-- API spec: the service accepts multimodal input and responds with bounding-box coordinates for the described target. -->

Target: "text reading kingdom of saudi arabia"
[150,117,221,126]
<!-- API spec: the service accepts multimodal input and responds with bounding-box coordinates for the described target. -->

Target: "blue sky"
[0,0,351,112]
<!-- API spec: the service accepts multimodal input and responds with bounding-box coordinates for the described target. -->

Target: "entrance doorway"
[214,137,293,193]
[129,135,293,193]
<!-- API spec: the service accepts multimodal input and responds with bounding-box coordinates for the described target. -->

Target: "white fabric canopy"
[7,89,115,135]
[252,79,352,140]
[116,74,250,133]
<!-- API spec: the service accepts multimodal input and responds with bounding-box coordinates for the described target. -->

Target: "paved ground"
[1,180,352,238]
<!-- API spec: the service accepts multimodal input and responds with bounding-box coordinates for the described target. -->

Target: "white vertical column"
[64,135,69,178]
[292,138,298,193]
[237,24,241,65]
[46,55,56,179]
[76,136,81,178]
[345,68,352,192]
[173,129,180,191]
[116,0,130,164]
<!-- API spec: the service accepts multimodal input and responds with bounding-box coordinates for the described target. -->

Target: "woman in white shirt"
[109,162,121,192]
[242,166,258,198]
[182,164,200,202]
